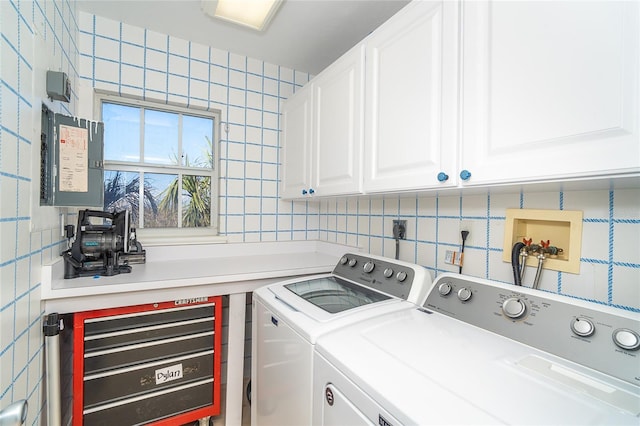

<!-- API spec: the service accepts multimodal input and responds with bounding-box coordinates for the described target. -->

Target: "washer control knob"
[340,256,349,265]
[613,328,640,351]
[348,258,357,267]
[438,282,452,296]
[570,317,595,337]
[363,261,375,273]
[457,287,472,302]
[396,271,408,282]
[383,268,394,278]
[502,298,526,319]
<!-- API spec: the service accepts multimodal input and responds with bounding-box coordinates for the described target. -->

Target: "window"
[98,94,221,243]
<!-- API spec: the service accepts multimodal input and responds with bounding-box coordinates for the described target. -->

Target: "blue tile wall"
[318,187,640,312]
[1,0,79,423]
[77,13,320,243]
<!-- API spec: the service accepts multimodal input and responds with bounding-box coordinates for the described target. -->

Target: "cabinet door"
[363,1,459,193]
[280,84,313,199]
[461,1,640,185]
[312,44,365,196]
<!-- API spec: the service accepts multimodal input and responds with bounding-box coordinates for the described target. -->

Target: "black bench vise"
[62,209,146,279]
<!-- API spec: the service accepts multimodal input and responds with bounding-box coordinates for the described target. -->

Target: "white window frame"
[95,92,226,246]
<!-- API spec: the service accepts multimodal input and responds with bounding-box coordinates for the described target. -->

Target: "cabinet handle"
[309,188,315,195]
[302,189,308,195]
[437,172,449,182]
[460,169,472,181]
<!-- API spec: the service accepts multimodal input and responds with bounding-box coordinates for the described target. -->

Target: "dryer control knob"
[613,328,640,351]
[363,261,375,273]
[348,258,357,267]
[438,282,452,296]
[502,298,526,319]
[570,317,595,337]
[396,271,408,282]
[340,256,349,265]
[383,268,394,278]
[457,287,472,302]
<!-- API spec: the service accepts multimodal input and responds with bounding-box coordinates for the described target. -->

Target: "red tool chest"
[72,297,222,425]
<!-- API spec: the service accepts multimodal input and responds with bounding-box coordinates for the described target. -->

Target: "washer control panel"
[424,273,640,387]
[332,253,431,305]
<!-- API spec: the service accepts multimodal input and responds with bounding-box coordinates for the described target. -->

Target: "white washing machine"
[314,273,640,425]
[251,253,433,426]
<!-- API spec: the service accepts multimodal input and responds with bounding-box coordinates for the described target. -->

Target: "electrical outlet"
[392,220,407,240]
[445,250,464,266]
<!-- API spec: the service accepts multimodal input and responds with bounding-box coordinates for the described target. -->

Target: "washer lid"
[284,276,391,314]
[256,275,409,343]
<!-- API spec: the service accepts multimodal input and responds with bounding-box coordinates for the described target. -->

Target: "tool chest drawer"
[73,297,222,426]
[84,330,214,374]
[83,351,215,407]
[83,379,214,426]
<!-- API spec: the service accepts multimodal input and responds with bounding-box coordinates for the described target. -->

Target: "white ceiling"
[76,0,411,75]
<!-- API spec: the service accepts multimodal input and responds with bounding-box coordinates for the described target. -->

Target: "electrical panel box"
[40,104,104,207]
[46,70,71,102]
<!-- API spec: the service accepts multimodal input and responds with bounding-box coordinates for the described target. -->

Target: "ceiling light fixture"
[201,0,283,32]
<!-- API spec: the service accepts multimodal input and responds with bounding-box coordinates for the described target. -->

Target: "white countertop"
[42,240,358,313]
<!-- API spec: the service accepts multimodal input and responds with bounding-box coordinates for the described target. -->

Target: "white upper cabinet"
[363,0,460,193]
[312,44,365,196]
[280,0,639,200]
[460,0,640,185]
[280,83,313,199]
[280,45,365,200]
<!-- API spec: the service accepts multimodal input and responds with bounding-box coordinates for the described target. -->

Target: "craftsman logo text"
[175,297,209,305]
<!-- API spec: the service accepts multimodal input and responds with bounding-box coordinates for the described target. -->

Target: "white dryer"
[314,273,640,425]
[251,253,433,426]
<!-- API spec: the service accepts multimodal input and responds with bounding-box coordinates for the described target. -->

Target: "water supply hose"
[511,242,525,286]
[519,249,528,283]
[532,253,546,289]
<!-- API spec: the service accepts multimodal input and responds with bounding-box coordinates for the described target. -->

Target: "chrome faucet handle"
[0,400,28,426]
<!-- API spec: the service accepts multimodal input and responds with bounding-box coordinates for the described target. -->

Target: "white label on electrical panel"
[155,363,183,385]
[59,124,88,192]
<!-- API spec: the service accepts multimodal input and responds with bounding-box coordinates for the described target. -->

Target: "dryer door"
[322,384,373,426]
[321,383,402,426]
[314,353,402,426]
